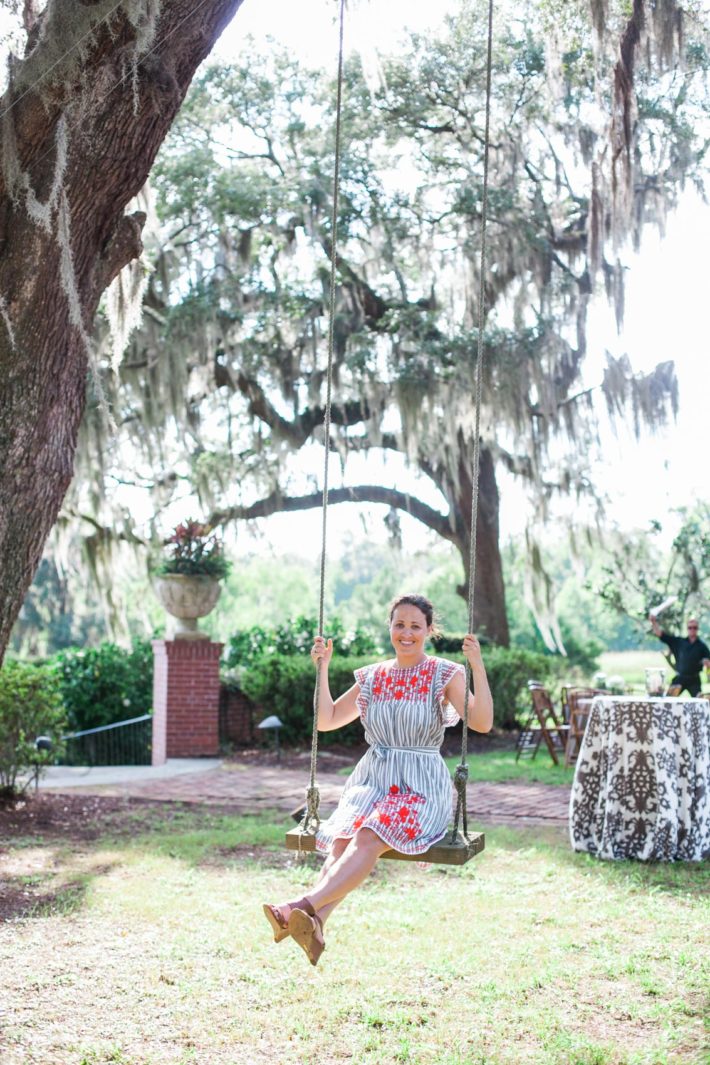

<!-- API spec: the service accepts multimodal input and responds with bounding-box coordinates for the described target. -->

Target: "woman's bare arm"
[444,634,494,733]
[311,636,362,731]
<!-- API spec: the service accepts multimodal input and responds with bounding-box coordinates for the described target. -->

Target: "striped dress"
[315,656,465,856]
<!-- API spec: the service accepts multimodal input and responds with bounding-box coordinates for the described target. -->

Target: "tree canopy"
[1,0,708,660]
[62,0,708,646]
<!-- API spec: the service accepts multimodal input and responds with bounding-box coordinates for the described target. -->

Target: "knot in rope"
[450,761,470,844]
[305,785,320,829]
[453,762,469,795]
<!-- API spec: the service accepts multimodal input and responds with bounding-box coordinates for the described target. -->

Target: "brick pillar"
[152,640,223,764]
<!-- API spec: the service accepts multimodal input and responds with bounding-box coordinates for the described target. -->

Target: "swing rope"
[301,0,495,847]
[303,0,347,837]
[451,0,495,844]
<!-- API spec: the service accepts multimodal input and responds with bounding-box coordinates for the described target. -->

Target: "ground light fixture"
[257,715,284,762]
[33,736,53,794]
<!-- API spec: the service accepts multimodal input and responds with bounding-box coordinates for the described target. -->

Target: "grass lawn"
[336,747,576,787]
[1,798,708,1065]
[443,750,575,787]
[334,745,579,788]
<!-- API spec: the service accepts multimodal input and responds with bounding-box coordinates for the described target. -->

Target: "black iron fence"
[60,714,152,766]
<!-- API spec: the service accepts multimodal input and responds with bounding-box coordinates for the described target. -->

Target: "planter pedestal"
[151,640,223,764]
[153,574,221,640]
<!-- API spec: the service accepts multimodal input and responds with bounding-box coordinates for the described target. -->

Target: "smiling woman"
[264,592,493,965]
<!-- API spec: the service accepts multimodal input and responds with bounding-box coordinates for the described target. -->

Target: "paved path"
[43,757,571,826]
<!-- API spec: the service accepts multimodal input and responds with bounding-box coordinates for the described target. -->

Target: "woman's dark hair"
[388,594,442,637]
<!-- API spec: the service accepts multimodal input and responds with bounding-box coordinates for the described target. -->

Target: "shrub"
[52,640,153,733]
[224,615,378,674]
[443,646,557,729]
[239,644,557,741]
[0,661,67,798]
[555,630,603,675]
[239,654,371,746]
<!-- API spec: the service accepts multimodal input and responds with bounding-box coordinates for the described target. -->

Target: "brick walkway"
[46,755,571,827]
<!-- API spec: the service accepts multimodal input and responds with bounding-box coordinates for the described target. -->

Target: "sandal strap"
[291,895,315,917]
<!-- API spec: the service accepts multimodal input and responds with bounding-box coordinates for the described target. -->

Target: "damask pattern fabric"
[569,696,710,861]
[315,656,464,856]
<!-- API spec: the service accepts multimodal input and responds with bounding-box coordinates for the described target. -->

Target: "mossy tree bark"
[0,0,245,661]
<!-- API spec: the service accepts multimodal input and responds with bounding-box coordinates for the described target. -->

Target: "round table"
[569,695,710,861]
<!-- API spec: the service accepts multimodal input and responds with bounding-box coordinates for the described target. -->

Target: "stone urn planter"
[153,573,221,640]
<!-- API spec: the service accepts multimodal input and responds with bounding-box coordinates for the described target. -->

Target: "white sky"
[212,0,708,559]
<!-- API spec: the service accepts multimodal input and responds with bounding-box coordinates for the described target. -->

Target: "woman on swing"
[263,593,494,965]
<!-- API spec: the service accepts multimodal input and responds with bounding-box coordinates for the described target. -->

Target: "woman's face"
[389,604,431,662]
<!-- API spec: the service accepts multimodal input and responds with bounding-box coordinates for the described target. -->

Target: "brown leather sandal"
[287,898,325,966]
[262,903,290,943]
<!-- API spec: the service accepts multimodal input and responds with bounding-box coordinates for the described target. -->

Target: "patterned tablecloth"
[569,695,710,861]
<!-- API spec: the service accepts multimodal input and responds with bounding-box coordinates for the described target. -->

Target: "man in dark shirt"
[649,615,710,696]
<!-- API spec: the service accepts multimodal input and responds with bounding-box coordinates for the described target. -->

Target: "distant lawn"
[1,800,707,1065]
[599,648,675,689]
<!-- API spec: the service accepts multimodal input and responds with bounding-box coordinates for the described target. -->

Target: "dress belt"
[372,744,439,759]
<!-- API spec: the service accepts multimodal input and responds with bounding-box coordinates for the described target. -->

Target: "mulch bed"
[0,792,241,843]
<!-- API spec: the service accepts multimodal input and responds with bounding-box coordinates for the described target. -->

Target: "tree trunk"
[448,441,510,647]
[0,0,244,662]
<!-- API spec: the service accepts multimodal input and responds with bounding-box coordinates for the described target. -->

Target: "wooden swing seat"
[285,826,485,866]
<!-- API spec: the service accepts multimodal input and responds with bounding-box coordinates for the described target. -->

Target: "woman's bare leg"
[312,836,353,926]
[268,830,388,942]
[276,837,348,929]
[299,828,390,913]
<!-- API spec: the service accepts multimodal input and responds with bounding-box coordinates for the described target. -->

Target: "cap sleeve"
[353,664,375,720]
[435,658,465,727]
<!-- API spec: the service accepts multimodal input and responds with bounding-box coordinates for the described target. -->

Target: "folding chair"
[515,684,544,762]
[516,681,569,765]
[563,688,604,767]
[665,684,682,697]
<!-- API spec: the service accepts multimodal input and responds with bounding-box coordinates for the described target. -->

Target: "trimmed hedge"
[240,654,370,746]
[440,646,557,729]
[240,645,556,741]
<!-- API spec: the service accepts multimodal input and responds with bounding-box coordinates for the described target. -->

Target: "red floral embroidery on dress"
[347,787,425,846]
[371,659,437,703]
